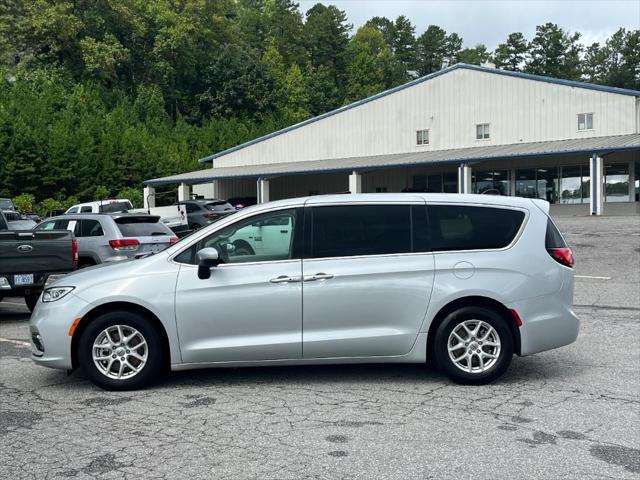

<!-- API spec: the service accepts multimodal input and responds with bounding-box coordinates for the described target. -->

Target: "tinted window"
[67,207,79,213]
[0,213,8,230]
[411,205,430,252]
[79,219,104,237]
[115,217,173,237]
[545,218,566,248]
[311,205,411,258]
[80,206,93,213]
[428,205,525,251]
[185,203,200,213]
[99,202,131,213]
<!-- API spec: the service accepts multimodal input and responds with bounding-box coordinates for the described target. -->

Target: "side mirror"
[196,247,220,279]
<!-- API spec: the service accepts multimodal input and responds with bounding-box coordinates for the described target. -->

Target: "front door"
[302,203,435,359]
[174,208,303,364]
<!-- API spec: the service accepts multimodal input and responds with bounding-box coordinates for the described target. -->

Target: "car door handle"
[270,275,302,284]
[304,273,334,282]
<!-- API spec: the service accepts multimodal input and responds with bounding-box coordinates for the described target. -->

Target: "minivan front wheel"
[78,311,165,390]
[434,306,513,385]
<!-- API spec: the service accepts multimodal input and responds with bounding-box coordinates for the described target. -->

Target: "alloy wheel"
[92,325,148,380]
[447,319,501,374]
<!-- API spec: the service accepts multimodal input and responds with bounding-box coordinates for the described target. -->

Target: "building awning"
[145,134,640,186]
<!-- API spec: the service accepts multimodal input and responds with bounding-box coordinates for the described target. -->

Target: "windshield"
[115,216,174,237]
[99,201,133,213]
[206,201,234,211]
[0,199,14,210]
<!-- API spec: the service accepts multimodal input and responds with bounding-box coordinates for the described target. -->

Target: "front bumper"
[30,292,93,370]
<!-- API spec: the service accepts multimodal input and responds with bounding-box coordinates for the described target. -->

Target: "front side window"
[476,123,490,140]
[310,205,411,258]
[428,205,525,251]
[416,129,429,145]
[578,113,593,131]
[199,209,298,264]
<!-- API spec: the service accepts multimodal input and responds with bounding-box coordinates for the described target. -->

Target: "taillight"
[203,212,219,219]
[109,239,140,251]
[72,239,78,263]
[170,237,179,244]
[547,248,574,268]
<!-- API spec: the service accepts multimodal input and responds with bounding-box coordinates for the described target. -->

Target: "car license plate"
[14,274,34,286]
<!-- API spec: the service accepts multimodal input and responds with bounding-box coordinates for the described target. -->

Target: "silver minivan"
[30,194,579,390]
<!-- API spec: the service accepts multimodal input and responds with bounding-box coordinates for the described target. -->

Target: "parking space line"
[2,301,28,307]
[0,337,30,347]
[575,275,611,280]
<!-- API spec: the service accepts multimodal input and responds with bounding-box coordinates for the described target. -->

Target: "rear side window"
[99,202,131,213]
[310,205,411,258]
[79,219,104,237]
[545,218,567,248]
[80,206,93,213]
[428,205,525,251]
[115,217,173,237]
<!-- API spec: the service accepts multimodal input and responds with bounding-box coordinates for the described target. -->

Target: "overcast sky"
[298,0,639,49]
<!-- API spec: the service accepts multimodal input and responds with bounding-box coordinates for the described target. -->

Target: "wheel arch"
[426,295,521,362]
[71,301,171,370]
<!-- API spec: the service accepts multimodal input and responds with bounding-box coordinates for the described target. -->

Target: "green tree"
[525,23,583,80]
[457,44,490,65]
[416,25,448,75]
[493,32,528,71]
[304,3,351,80]
[392,16,417,75]
[345,26,399,102]
[12,193,35,212]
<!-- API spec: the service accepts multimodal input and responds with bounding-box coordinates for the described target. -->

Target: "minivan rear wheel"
[434,306,513,385]
[78,311,165,390]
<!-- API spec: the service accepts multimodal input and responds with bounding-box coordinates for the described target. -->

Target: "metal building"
[144,64,640,215]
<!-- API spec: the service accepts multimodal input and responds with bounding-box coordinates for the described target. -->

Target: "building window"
[472,170,511,196]
[476,123,490,140]
[605,163,629,202]
[578,113,593,130]
[412,173,457,193]
[416,129,429,145]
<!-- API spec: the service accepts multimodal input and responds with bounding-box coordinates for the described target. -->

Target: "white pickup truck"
[65,199,189,236]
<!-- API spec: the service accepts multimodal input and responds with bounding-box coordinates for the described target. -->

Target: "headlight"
[42,286,75,302]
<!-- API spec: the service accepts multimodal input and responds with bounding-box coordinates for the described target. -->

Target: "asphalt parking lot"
[1,215,639,479]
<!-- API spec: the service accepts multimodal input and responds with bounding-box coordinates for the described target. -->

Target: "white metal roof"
[145,133,640,186]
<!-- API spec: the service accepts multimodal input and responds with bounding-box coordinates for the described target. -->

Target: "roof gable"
[200,63,640,163]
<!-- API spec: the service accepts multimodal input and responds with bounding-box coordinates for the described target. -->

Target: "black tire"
[25,293,40,312]
[434,306,513,385]
[78,310,165,390]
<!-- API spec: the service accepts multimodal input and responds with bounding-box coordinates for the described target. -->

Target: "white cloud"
[298,0,639,49]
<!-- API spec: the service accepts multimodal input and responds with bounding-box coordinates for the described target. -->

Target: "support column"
[628,159,635,201]
[509,168,517,197]
[257,178,270,204]
[143,186,155,209]
[211,180,220,200]
[178,183,190,202]
[589,154,604,215]
[348,171,362,194]
[458,163,472,194]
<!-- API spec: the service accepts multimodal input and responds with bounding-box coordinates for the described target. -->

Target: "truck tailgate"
[0,230,75,274]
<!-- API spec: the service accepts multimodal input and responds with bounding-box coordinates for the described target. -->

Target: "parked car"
[1,210,36,230]
[30,193,578,390]
[35,213,178,267]
[0,198,15,211]
[65,199,134,214]
[1,210,77,311]
[227,196,257,209]
[174,199,236,230]
[130,204,189,237]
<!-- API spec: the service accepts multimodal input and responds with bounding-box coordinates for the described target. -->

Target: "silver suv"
[35,213,177,267]
[30,194,579,390]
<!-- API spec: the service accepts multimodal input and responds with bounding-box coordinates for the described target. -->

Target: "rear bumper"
[511,299,580,356]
